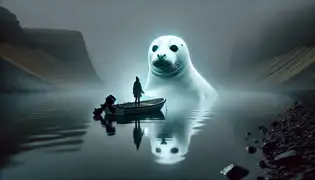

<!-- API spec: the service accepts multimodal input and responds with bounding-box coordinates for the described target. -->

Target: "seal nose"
[157,54,166,60]
[161,138,167,145]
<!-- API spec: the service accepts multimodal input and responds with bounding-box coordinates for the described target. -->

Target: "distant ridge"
[0,6,103,92]
[226,5,315,92]
[0,56,58,92]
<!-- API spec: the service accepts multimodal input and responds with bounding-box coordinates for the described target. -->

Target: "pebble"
[258,160,268,169]
[220,164,249,180]
[274,150,298,161]
[261,141,277,155]
[246,146,257,154]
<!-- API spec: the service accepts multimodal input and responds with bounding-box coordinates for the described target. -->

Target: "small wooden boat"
[112,98,166,115]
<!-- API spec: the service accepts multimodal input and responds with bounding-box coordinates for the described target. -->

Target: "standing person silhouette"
[133,76,144,106]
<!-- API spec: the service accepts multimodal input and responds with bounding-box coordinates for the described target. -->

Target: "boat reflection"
[93,111,165,151]
[93,114,116,136]
[116,111,165,124]
[123,112,166,150]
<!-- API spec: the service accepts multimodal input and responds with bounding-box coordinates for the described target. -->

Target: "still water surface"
[0,91,293,180]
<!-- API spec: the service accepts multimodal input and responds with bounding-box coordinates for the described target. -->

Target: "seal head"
[148,35,190,78]
[145,35,217,101]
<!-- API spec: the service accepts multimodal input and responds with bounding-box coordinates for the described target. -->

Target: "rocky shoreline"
[221,100,315,180]
[257,101,315,180]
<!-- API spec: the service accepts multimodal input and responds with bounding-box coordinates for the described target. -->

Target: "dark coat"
[133,81,144,98]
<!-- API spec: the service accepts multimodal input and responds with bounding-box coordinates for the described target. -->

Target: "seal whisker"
[173,66,179,76]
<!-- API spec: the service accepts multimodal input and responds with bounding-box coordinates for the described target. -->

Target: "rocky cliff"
[0,6,24,45]
[0,56,56,92]
[227,5,315,93]
[0,6,103,92]
[23,28,102,84]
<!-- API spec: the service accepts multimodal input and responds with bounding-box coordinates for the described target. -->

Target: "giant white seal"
[144,35,217,101]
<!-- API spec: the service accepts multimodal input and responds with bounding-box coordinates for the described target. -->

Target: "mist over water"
[1,1,315,179]
[0,89,293,180]
[3,0,315,90]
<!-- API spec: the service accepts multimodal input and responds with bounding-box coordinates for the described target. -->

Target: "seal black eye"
[152,45,158,52]
[156,148,161,153]
[171,147,179,154]
[170,45,178,52]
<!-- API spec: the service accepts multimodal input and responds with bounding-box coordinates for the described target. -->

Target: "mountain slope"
[0,6,103,92]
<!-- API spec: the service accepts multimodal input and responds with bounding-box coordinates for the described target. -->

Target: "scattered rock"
[258,125,267,130]
[274,150,301,166]
[227,101,315,180]
[258,160,268,169]
[259,125,268,134]
[246,146,257,154]
[255,101,315,179]
[274,150,298,161]
[261,141,277,155]
[220,164,249,180]
[271,121,280,128]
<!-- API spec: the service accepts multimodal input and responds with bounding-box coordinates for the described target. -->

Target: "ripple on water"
[1,91,295,180]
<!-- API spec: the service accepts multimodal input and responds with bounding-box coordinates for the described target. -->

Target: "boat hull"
[113,98,166,115]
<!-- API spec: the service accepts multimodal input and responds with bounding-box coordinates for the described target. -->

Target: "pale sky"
[2,0,315,89]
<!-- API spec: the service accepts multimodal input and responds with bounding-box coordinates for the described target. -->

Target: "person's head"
[136,76,139,81]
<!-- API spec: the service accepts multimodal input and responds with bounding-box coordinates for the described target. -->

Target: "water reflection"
[124,112,166,150]
[0,93,90,169]
[133,120,144,150]
[116,111,166,124]
[93,114,117,136]
[93,111,166,151]
[1,92,296,180]
[146,100,216,165]
[92,98,217,165]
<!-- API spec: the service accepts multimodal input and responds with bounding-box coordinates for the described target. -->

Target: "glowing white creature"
[144,35,217,101]
[142,35,218,164]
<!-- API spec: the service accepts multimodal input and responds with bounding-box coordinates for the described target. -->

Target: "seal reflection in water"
[146,100,214,164]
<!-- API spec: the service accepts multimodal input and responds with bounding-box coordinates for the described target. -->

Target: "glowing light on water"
[144,127,148,136]
[145,98,218,165]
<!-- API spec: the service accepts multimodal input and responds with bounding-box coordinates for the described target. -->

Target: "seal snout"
[157,54,167,60]
[152,59,172,68]
[152,53,172,68]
